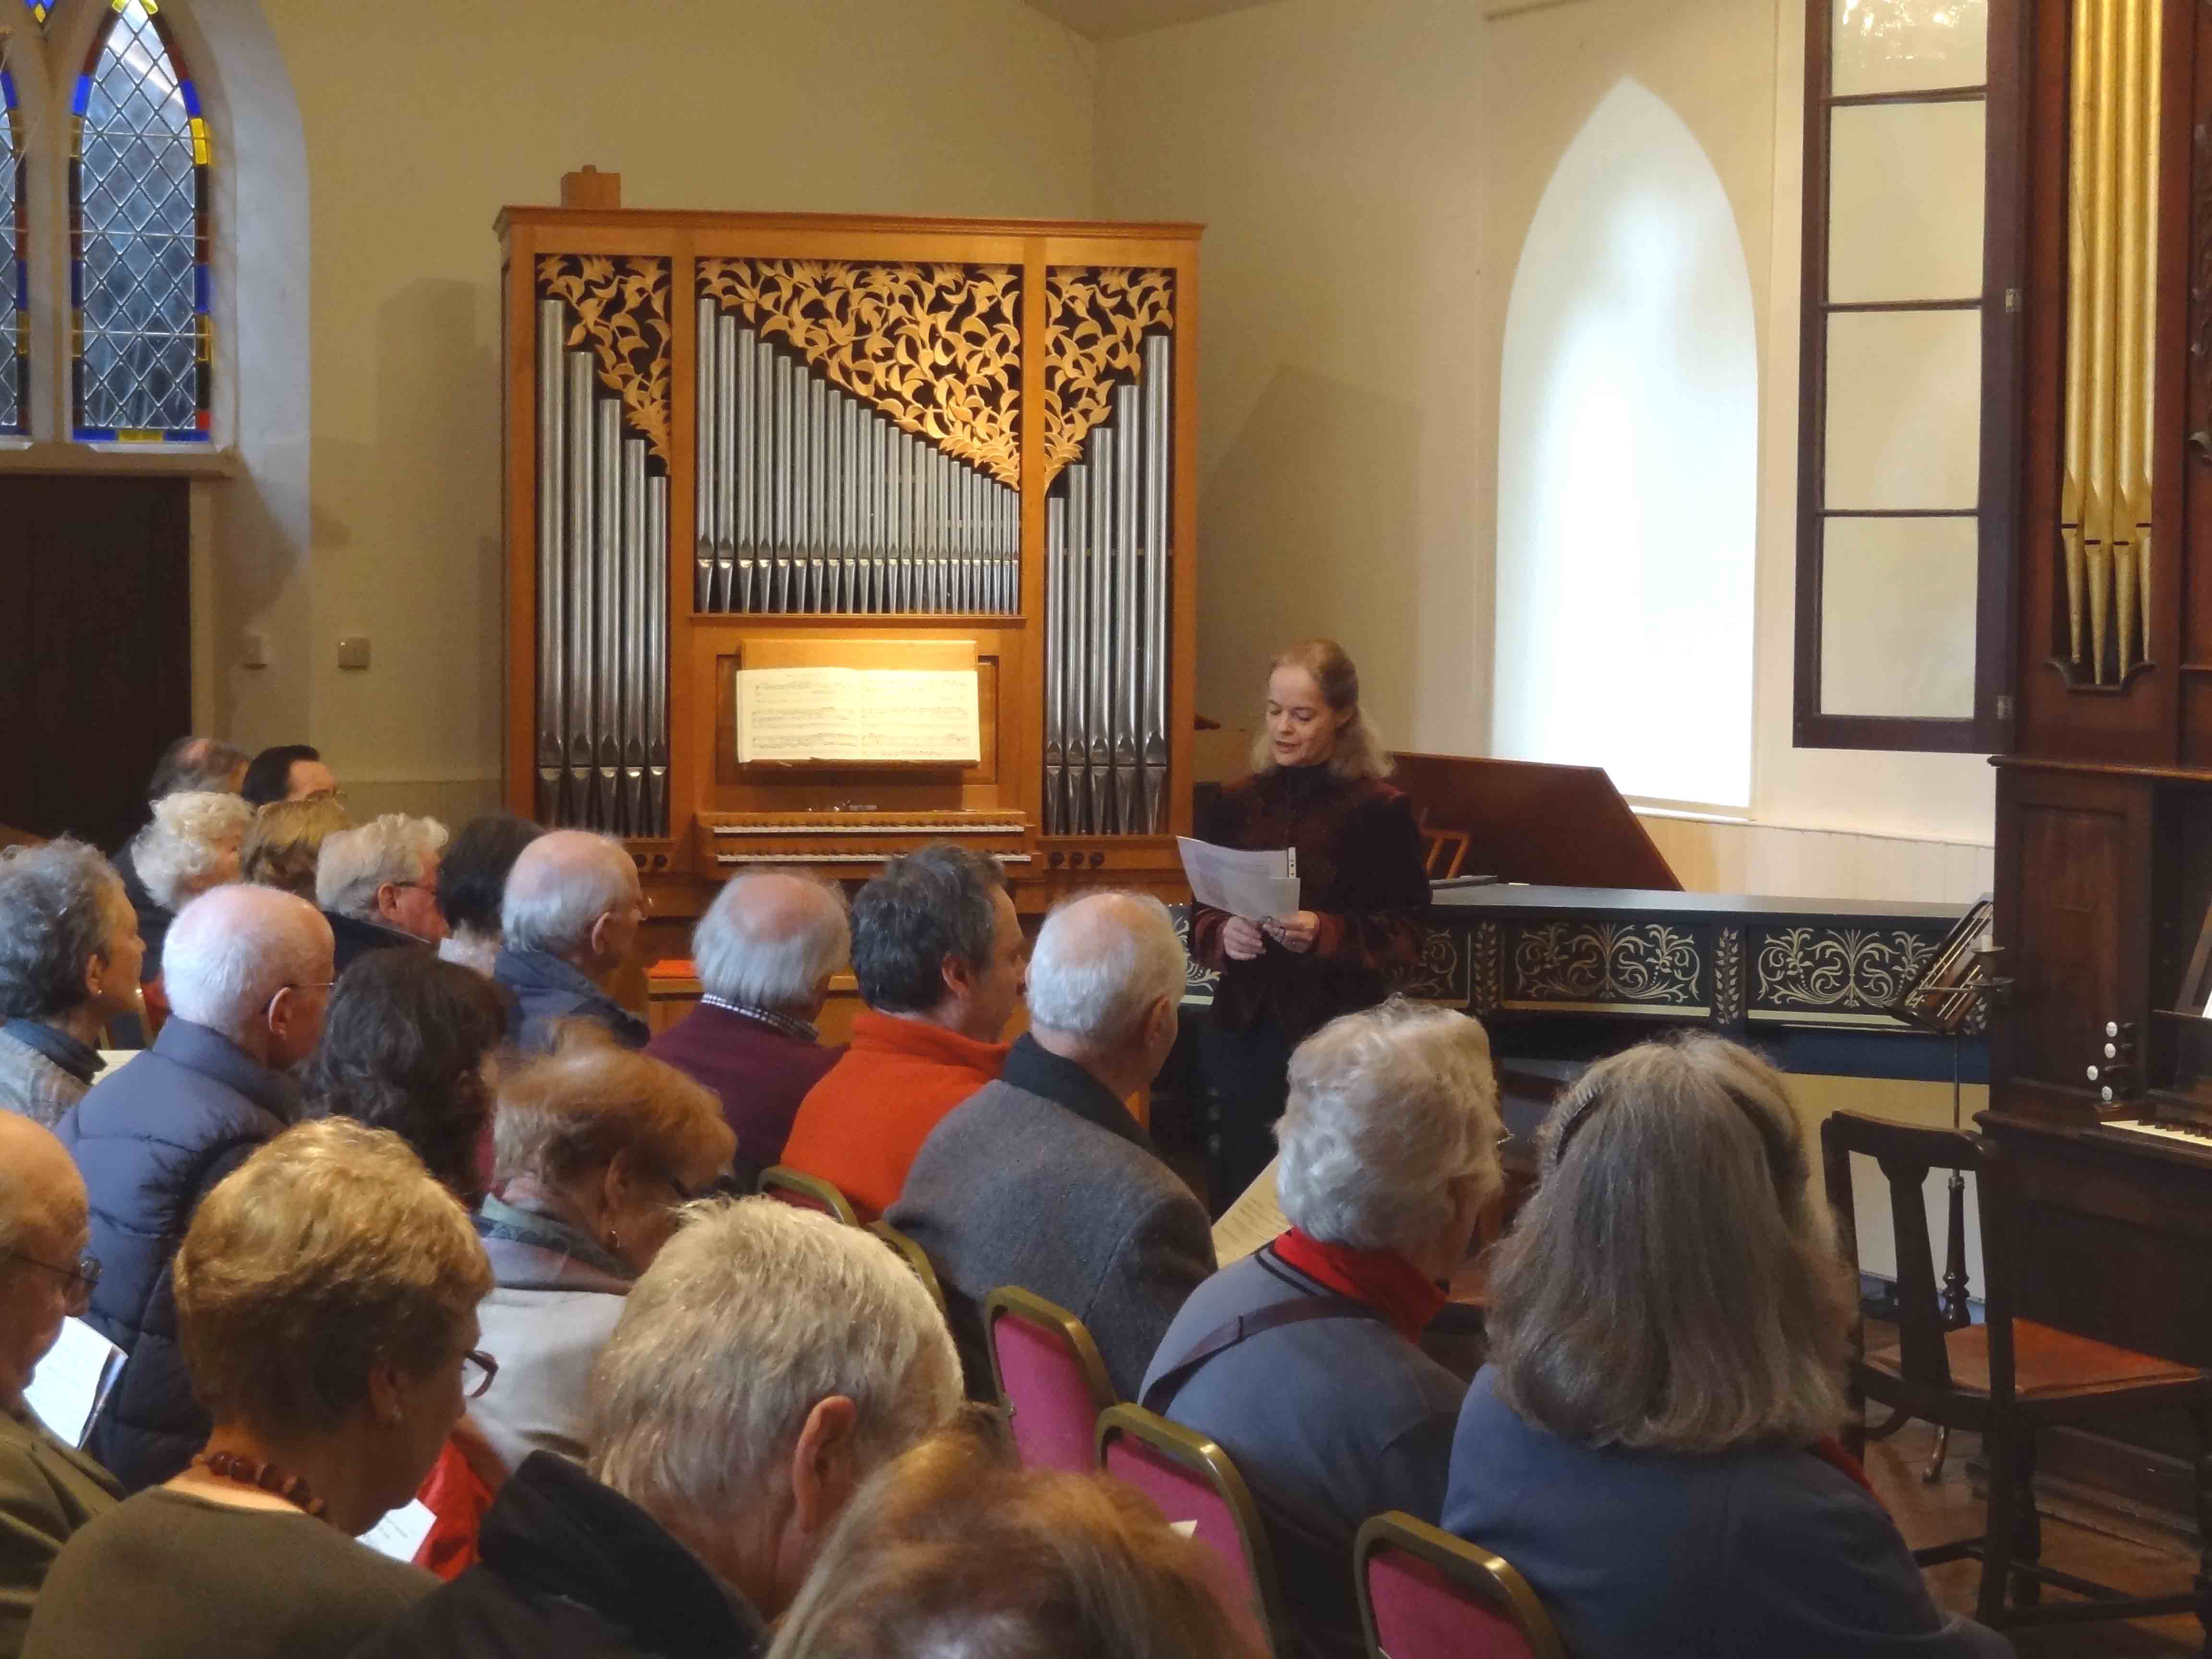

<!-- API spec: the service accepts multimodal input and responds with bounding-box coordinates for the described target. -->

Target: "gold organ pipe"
[2060,0,2095,669]
[2085,0,2121,684]
[2137,0,2161,661]
[2113,0,2144,677]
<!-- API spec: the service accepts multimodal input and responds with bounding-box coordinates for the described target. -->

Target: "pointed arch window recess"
[0,65,23,435]
[70,0,208,442]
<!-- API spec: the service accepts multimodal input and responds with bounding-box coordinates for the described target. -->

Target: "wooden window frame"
[1794,0,2029,753]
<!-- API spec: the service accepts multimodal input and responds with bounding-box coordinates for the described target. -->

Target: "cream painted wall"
[1094,0,1999,868]
[253,0,1095,807]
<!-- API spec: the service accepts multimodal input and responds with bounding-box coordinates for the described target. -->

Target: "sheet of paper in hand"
[24,1316,125,1448]
[1178,837,1300,922]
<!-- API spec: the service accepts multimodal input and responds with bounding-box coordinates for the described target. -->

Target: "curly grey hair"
[315,813,448,922]
[0,839,131,1021]
[132,791,253,910]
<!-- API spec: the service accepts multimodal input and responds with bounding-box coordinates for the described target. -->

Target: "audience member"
[767,1423,1263,1659]
[890,892,1209,1399]
[57,885,334,1491]
[0,1116,120,1658]
[353,1198,962,1659]
[1144,999,1500,1658]
[24,1119,487,1659]
[1444,1035,2009,1659]
[494,831,648,1053]
[304,950,510,1203]
[127,790,252,982]
[113,738,248,921]
[647,872,848,1191]
[238,744,337,809]
[469,1031,734,1472]
[0,843,143,1126]
[318,814,449,971]
[240,794,353,901]
[780,845,1024,1220]
[434,814,545,978]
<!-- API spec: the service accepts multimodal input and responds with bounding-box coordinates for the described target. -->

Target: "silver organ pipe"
[531,297,671,837]
[694,298,716,612]
[1142,332,1171,831]
[1113,378,1140,833]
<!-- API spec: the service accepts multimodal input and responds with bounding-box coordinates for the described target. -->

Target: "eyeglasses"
[5,1249,101,1311]
[461,1349,498,1400]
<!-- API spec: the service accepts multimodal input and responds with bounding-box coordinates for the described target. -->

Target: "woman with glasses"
[0,1116,118,1659]
[1140,999,1502,1659]
[24,1118,493,1659]
[469,1026,734,1473]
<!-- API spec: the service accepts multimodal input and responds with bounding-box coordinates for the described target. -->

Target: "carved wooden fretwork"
[698,260,1021,487]
[1044,267,1175,483]
[1752,926,1937,1017]
[540,255,671,466]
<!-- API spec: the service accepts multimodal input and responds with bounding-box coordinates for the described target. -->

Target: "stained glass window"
[71,0,208,441]
[0,68,22,435]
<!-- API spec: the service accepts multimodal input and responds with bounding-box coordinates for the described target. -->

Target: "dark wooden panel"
[1386,752,1678,890]
[2012,803,2130,1083]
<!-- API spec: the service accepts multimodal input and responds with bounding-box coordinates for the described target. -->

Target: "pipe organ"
[499,193,1200,911]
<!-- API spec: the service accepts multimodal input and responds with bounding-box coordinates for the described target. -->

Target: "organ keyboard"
[696,809,1033,878]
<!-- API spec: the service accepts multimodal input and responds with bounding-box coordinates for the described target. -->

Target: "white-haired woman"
[1188,639,1430,1203]
[25,1118,492,1659]
[1141,998,1499,1659]
[128,789,252,996]
[1445,1035,2009,1659]
[0,840,143,1124]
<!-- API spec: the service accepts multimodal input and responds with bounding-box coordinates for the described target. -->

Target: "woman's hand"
[1223,916,1268,961]
[1271,911,1322,954]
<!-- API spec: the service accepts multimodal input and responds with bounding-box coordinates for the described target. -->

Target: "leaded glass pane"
[76,0,202,435]
[0,88,17,435]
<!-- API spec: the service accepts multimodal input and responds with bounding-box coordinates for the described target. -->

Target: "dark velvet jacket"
[1189,765,1430,1040]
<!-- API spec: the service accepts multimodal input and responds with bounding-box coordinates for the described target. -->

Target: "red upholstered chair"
[867,1219,948,1315]
[756,1163,859,1226]
[984,1285,1118,1475]
[1096,1402,1286,1658]
[1355,1511,1566,1659]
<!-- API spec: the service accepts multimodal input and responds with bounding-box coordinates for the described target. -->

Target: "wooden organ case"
[1988,0,2212,1528]
[495,192,1200,918]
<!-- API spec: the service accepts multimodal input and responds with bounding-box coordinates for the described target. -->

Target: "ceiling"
[1020,0,1285,42]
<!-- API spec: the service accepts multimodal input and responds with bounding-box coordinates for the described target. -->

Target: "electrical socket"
[337,636,372,671]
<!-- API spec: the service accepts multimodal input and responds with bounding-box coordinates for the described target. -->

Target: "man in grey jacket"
[890,891,1214,1401]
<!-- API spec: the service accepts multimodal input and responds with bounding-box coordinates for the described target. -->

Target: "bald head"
[692,873,850,1013]
[1025,891,1186,1064]
[0,1114,90,1409]
[502,831,644,973]
[162,884,335,1057]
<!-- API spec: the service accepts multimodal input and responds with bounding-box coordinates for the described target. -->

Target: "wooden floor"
[1869,1419,2202,1655]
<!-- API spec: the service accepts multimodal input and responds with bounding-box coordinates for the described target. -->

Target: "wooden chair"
[1355,1511,1566,1659]
[984,1286,1117,1475]
[867,1219,948,1315]
[1822,1110,2212,1635]
[1096,1403,1285,1658]
[755,1164,859,1226]
[1413,807,1471,880]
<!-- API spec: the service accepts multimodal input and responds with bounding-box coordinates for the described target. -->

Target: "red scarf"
[1271,1227,1448,1345]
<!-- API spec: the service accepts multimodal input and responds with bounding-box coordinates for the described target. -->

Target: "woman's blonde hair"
[241,794,354,901]
[1249,638,1391,781]
[493,1023,734,1190]
[768,1421,1264,1659]
[173,1118,491,1436]
[1485,1034,1855,1455]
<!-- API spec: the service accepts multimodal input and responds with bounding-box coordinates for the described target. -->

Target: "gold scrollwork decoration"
[699,259,1021,487]
[1713,927,1745,1026]
[1471,923,1502,1015]
[1044,267,1175,483]
[1401,927,1464,1003]
[540,255,671,466]
[1753,927,1938,1013]
[1511,923,1702,1007]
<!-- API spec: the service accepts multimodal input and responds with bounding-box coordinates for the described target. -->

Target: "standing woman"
[1189,640,1430,1203]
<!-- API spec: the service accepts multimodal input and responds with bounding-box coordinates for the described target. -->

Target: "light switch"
[240,630,268,669]
[337,636,372,671]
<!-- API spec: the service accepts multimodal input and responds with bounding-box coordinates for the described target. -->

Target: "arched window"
[70,0,207,441]
[1492,79,1759,808]
[0,58,22,434]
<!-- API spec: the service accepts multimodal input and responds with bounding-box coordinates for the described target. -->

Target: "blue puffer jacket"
[55,1018,299,1491]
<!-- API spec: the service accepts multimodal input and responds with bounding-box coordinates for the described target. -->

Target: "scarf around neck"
[1270,1226,1448,1345]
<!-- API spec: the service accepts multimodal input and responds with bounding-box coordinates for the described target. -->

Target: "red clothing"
[778,1009,1009,1221]
[1270,1227,1448,1345]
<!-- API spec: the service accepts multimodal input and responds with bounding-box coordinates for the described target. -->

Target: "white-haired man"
[494,830,649,1053]
[646,873,850,1191]
[352,1198,962,1658]
[56,885,334,1492]
[889,891,1214,1401]
[313,812,448,973]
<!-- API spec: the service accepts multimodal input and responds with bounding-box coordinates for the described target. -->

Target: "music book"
[1177,838,1299,923]
[25,1316,125,1448]
[735,666,981,766]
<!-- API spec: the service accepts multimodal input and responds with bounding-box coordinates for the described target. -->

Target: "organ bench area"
[495,180,1201,926]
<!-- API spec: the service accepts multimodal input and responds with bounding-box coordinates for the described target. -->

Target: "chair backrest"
[867,1219,948,1315]
[1096,1402,1286,1656]
[1420,825,1471,880]
[756,1164,860,1226]
[984,1285,1118,1474]
[1819,1110,2013,1398]
[1355,1511,1566,1659]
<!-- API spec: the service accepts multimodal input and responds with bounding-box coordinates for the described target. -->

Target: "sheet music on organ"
[736,666,981,766]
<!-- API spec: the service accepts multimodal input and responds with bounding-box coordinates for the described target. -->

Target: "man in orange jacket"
[778,844,1026,1220]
